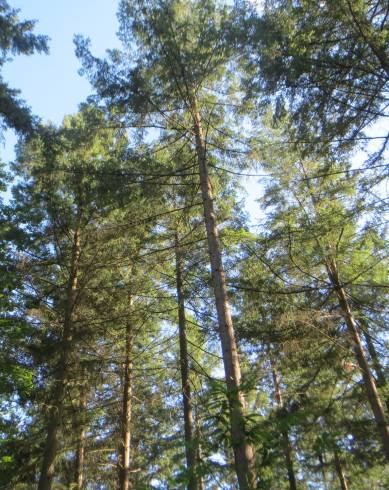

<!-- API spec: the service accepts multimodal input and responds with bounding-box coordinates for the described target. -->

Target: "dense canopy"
[0,1,388,489]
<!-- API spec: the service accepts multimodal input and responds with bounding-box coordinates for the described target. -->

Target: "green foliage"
[1,1,388,489]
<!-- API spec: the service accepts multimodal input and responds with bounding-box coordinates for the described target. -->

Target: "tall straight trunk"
[327,259,389,461]
[175,233,198,490]
[332,447,348,490]
[361,319,389,413]
[363,327,386,387]
[318,452,327,489]
[75,383,87,489]
[196,426,204,490]
[75,426,86,490]
[38,226,81,490]
[191,103,256,489]
[118,296,133,490]
[270,360,297,490]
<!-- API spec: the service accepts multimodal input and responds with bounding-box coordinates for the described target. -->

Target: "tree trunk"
[191,102,256,489]
[175,233,198,490]
[333,446,348,490]
[363,327,386,387]
[318,452,327,489]
[360,319,389,413]
[75,427,86,490]
[118,296,133,490]
[75,383,87,490]
[38,226,81,490]
[327,259,389,461]
[270,360,297,490]
[196,426,204,490]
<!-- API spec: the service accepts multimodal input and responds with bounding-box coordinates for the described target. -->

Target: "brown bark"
[333,447,348,490]
[175,234,198,490]
[360,319,389,413]
[318,452,327,489]
[196,433,204,490]
[75,383,87,490]
[38,225,81,490]
[75,428,86,489]
[363,327,386,387]
[118,296,133,490]
[270,360,297,490]
[191,102,256,489]
[327,259,389,461]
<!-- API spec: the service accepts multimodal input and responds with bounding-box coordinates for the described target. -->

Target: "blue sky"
[1,0,262,218]
[1,0,120,161]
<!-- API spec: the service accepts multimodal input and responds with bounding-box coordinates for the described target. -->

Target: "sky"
[1,0,120,161]
[0,0,265,220]
[1,1,386,223]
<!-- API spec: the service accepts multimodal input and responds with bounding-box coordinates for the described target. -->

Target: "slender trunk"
[75,428,86,490]
[333,447,348,490]
[175,234,198,490]
[191,102,255,489]
[363,327,386,387]
[361,319,389,413]
[327,260,389,461]
[75,384,87,489]
[118,296,133,490]
[38,227,81,490]
[196,427,204,490]
[270,361,297,490]
[318,452,327,489]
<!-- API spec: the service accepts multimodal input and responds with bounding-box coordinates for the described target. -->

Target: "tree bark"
[191,102,256,489]
[118,296,133,490]
[270,360,297,490]
[360,318,389,413]
[318,452,327,489]
[333,446,348,490]
[327,259,389,461]
[38,225,81,490]
[175,233,199,490]
[75,383,87,490]
[196,427,204,490]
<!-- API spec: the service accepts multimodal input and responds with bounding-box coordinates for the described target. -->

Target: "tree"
[237,113,389,465]
[11,108,144,489]
[75,1,256,487]
[240,0,389,158]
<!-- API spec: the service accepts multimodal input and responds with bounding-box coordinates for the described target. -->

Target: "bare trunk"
[196,433,204,490]
[175,234,198,490]
[191,103,255,489]
[327,260,389,461]
[363,327,386,387]
[119,296,133,490]
[75,427,86,490]
[75,384,87,489]
[361,319,389,413]
[38,227,81,490]
[270,361,297,490]
[333,447,348,490]
[318,452,327,489]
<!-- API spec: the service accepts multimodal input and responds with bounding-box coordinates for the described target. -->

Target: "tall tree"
[240,0,389,156]
[75,1,256,487]
[11,108,139,489]
[243,114,389,461]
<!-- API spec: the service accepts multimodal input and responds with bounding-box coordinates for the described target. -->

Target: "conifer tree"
[75,1,256,487]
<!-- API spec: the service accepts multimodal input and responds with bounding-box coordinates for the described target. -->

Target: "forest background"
[0,1,388,490]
